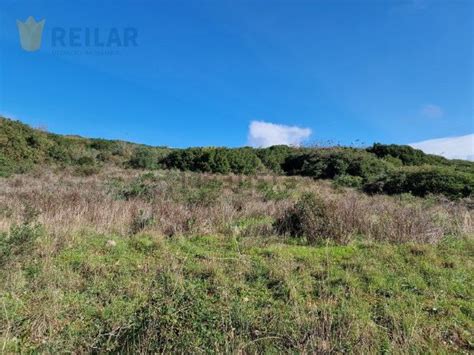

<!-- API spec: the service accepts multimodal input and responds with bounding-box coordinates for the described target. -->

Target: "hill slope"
[1,116,473,198]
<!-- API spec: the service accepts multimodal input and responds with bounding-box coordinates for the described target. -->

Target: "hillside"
[0,118,472,352]
[0,167,473,352]
[1,117,473,198]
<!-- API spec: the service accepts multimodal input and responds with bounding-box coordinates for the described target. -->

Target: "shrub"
[74,165,100,176]
[367,143,428,165]
[0,154,15,177]
[333,175,363,189]
[256,145,295,173]
[183,179,223,207]
[364,167,474,199]
[275,193,333,244]
[76,156,96,166]
[257,181,291,201]
[110,176,156,201]
[0,222,44,265]
[128,148,159,169]
[162,147,265,175]
[283,149,391,181]
[130,210,155,235]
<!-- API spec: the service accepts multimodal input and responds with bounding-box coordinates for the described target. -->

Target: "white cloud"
[410,134,474,161]
[420,104,443,119]
[247,121,312,147]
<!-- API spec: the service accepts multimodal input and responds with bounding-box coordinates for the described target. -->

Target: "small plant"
[74,164,100,176]
[129,209,155,235]
[257,181,290,201]
[109,175,156,201]
[275,193,333,244]
[183,179,223,207]
[0,222,44,264]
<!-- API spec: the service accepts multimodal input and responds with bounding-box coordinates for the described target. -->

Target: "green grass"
[1,231,473,353]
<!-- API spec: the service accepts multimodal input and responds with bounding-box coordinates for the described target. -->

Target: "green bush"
[128,148,159,169]
[109,176,156,201]
[0,222,44,265]
[282,148,390,181]
[256,181,291,201]
[183,179,223,206]
[364,167,474,198]
[162,147,265,175]
[256,145,294,173]
[367,143,429,165]
[333,175,364,189]
[275,193,333,244]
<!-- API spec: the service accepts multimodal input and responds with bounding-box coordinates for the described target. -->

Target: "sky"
[0,0,473,159]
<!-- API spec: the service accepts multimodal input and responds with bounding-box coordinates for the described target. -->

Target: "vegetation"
[0,168,472,352]
[364,166,474,199]
[2,231,473,353]
[1,117,473,199]
[1,116,473,351]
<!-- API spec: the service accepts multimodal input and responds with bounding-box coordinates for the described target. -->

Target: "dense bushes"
[161,147,266,175]
[255,145,295,173]
[367,143,429,165]
[0,118,138,176]
[2,117,473,199]
[367,143,472,173]
[282,149,391,180]
[128,148,159,169]
[364,167,474,198]
[282,147,473,199]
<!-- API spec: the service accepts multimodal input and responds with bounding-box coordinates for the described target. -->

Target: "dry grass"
[1,168,473,353]
[0,167,471,244]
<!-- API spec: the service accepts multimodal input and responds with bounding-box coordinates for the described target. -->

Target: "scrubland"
[1,168,473,353]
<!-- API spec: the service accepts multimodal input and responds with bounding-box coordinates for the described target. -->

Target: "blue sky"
[0,0,472,154]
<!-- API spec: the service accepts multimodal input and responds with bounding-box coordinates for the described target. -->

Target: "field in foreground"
[0,169,473,353]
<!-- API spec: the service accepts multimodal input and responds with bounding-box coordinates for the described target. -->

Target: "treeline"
[1,117,473,198]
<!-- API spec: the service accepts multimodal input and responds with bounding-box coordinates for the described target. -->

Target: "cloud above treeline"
[410,134,474,161]
[247,121,312,148]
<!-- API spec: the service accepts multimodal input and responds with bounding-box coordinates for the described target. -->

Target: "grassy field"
[1,168,473,353]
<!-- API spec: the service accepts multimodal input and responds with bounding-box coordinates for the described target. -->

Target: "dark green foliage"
[367,143,428,165]
[76,156,95,166]
[2,117,473,199]
[283,148,390,180]
[364,167,474,198]
[256,145,295,173]
[283,147,474,199]
[366,143,473,174]
[161,147,265,175]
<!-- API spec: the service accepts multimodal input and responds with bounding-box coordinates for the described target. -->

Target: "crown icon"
[16,16,46,52]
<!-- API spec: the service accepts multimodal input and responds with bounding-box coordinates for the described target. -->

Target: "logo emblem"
[16,16,46,51]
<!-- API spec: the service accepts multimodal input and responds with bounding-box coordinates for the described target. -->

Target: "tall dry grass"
[0,167,471,244]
